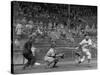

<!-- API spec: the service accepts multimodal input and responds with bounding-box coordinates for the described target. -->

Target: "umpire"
[22,38,36,69]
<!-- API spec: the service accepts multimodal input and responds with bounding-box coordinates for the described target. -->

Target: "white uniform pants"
[44,56,55,62]
[80,48,91,62]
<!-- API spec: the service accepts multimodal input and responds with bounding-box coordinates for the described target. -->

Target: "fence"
[13,46,97,65]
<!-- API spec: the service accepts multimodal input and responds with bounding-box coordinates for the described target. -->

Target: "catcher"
[44,44,64,68]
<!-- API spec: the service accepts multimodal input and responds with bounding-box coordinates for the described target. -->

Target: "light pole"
[67,4,70,30]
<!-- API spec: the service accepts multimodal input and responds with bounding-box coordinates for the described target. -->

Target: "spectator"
[15,23,23,38]
[25,20,33,35]
[48,22,53,30]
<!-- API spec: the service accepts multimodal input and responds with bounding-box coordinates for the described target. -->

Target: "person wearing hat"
[44,44,58,68]
[76,35,93,64]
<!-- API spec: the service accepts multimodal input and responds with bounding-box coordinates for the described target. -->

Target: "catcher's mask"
[51,43,56,48]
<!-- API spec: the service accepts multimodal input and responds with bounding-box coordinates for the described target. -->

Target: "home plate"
[35,62,41,66]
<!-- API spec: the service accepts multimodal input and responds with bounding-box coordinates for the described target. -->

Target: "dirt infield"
[13,59,97,74]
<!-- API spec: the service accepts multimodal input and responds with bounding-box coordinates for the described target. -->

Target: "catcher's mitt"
[56,53,64,59]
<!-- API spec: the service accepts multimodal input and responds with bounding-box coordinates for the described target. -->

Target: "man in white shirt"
[36,26,43,35]
[77,35,92,64]
[16,23,23,36]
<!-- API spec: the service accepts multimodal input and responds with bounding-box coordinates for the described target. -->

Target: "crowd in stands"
[12,1,97,47]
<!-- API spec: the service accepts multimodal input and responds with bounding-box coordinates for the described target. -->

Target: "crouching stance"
[44,45,64,68]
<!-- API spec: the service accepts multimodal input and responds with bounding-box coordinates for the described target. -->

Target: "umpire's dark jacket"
[23,40,33,55]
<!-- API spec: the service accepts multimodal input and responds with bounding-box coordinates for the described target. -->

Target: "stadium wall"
[13,46,97,65]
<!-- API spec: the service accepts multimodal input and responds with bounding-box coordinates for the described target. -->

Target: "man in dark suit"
[22,38,36,69]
